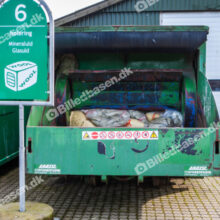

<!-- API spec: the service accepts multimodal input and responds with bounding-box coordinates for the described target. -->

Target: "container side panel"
[27,127,216,177]
[0,106,19,166]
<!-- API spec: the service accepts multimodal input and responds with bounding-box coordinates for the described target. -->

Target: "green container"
[0,106,19,166]
[26,26,220,178]
[0,106,30,166]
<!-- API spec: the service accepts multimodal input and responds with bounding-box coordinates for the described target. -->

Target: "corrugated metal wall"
[104,0,220,12]
[66,0,220,27]
[70,12,159,26]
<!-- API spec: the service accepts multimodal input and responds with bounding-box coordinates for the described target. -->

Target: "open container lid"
[55,26,209,53]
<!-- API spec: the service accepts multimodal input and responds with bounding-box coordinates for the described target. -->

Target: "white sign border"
[0,0,54,107]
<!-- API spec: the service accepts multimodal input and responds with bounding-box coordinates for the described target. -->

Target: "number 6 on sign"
[15,4,27,22]
[0,0,55,213]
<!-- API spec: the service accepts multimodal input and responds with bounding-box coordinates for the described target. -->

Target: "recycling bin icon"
[5,61,38,92]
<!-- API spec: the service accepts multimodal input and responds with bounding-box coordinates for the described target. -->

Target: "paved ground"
[0,160,220,220]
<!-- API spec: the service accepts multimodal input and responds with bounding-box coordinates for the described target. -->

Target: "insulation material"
[148,110,183,128]
[149,117,169,128]
[70,109,183,128]
[163,110,183,127]
[55,54,61,72]
[126,119,145,128]
[82,120,96,128]
[129,110,149,127]
[84,109,130,127]
[70,111,88,127]
[56,54,78,75]
[146,112,163,122]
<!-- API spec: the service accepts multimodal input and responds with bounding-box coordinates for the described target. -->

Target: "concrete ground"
[0,160,220,220]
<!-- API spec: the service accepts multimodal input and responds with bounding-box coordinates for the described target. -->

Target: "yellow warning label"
[83,132,90,139]
[151,132,158,139]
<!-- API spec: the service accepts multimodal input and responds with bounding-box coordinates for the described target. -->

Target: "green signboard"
[0,0,48,100]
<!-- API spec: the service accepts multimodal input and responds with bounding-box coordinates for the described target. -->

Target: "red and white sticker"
[142,131,149,139]
[116,131,124,139]
[125,131,132,139]
[133,131,141,139]
[99,131,107,139]
[82,131,158,140]
[108,131,115,139]
[91,132,98,139]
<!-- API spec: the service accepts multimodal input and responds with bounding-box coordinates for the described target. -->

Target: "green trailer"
[26,26,220,181]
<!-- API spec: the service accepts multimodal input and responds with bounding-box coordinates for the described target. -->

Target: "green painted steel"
[26,26,220,177]
[56,26,209,32]
[65,0,220,27]
[27,76,71,127]
[72,81,180,110]
[0,106,19,166]
[214,129,220,176]
[26,127,217,177]
[0,106,30,166]
[73,51,191,111]
[197,43,219,126]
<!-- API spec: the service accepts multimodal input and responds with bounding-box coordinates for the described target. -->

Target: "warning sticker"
[151,131,158,139]
[91,132,99,139]
[125,131,132,139]
[82,131,159,140]
[116,131,124,139]
[108,131,115,139]
[133,131,141,139]
[99,131,107,139]
[83,132,90,139]
[142,131,149,139]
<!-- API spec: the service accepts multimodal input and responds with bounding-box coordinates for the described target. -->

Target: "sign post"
[0,0,54,212]
[19,104,25,212]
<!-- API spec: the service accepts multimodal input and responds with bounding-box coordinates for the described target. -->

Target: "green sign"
[0,0,48,100]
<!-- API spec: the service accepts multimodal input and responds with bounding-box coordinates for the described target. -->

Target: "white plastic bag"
[163,110,183,127]
[84,109,130,127]
[129,110,149,127]
[148,110,183,128]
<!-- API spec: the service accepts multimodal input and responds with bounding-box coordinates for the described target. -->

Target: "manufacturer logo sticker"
[34,164,61,174]
[184,166,212,176]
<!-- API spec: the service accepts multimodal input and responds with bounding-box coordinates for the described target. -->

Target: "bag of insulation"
[83,109,130,127]
[126,119,145,128]
[147,110,183,128]
[56,54,78,76]
[70,111,95,127]
[129,110,149,127]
